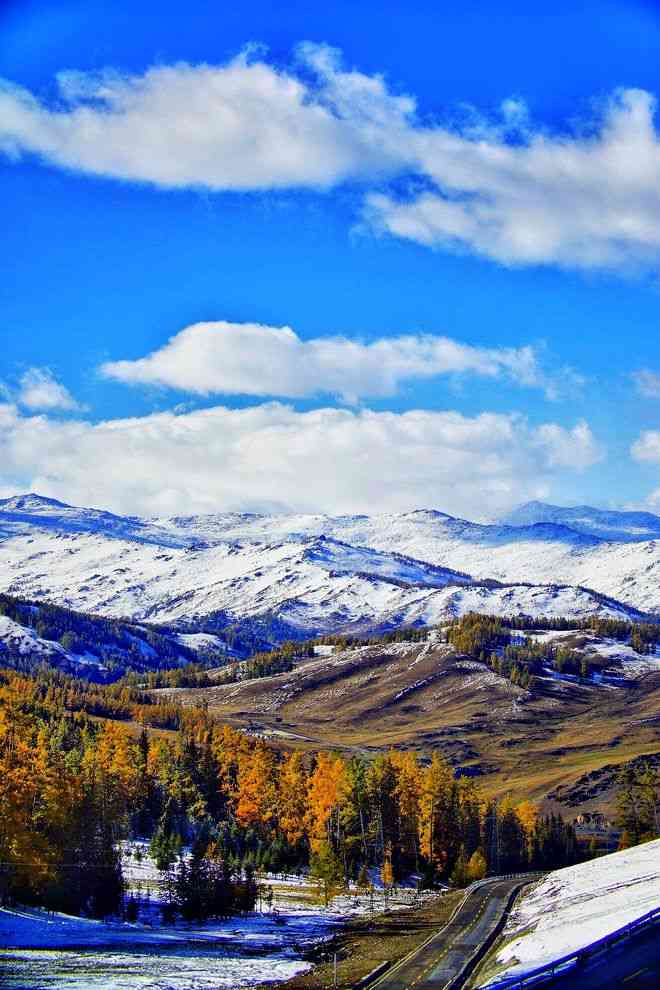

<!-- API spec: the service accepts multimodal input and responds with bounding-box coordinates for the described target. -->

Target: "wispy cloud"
[16,368,80,412]
[99,320,569,402]
[633,369,660,398]
[366,89,660,271]
[3,47,660,272]
[0,401,601,519]
[631,429,660,463]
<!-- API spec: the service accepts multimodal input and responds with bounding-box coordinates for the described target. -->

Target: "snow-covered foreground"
[0,945,307,990]
[480,839,660,986]
[0,891,330,989]
[0,844,434,990]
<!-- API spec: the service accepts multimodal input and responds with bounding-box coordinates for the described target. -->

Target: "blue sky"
[1,0,660,519]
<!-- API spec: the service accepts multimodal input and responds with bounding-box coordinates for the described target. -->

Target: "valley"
[1,495,658,990]
[1,493,658,819]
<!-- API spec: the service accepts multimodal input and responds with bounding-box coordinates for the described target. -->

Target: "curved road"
[371,879,526,990]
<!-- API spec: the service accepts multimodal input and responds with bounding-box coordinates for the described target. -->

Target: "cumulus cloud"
[532,420,603,470]
[0,401,601,519]
[100,320,564,402]
[367,88,660,270]
[17,368,80,411]
[0,46,413,190]
[633,369,660,398]
[631,430,660,463]
[3,46,660,270]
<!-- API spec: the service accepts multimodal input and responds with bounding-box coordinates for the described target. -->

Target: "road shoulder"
[270,890,464,990]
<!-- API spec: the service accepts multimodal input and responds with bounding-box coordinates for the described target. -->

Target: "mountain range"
[0,494,658,676]
[500,500,660,542]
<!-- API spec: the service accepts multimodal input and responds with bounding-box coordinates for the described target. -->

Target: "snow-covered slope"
[160,507,660,614]
[3,526,638,638]
[480,839,660,986]
[0,593,225,678]
[0,614,109,672]
[0,496,654,647]
[0,493,191,548]
[501,500,660,543]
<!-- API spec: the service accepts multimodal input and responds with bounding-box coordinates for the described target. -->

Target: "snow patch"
[481,839,660,985]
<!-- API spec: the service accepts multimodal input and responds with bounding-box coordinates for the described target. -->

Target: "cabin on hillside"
[574,811,612,832]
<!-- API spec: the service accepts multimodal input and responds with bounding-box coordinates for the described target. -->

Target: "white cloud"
[100,320,560,402]
[631,431,660,512]
[17,367,80,411]
[3,47,660,271]
[646,488,660,510]
[631,430,660,464]
[0,46,413,191]
[367,89,660,270]
[533,420,603,470]
[0,401,601,519]
[633,369,660,398]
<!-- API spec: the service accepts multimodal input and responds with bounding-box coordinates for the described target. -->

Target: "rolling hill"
[1,494,658,814]
[153,631,660,815]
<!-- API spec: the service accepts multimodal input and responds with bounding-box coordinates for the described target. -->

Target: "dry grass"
[153,642,660,815]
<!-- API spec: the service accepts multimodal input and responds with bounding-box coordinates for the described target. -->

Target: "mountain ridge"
[0,494,658,647]
[501,499,660,542]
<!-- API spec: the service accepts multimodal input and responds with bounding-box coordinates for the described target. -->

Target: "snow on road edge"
[479,839,660,985]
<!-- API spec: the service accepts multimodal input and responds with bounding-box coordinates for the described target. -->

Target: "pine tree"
[310,840,344,907]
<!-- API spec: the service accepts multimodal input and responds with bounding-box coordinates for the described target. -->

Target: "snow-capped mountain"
[0,493,192,549]
[0,495,655,651]
[157,505,660,614]
[500,500,660,543]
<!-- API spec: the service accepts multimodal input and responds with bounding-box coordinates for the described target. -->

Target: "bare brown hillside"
[154,638,660,814]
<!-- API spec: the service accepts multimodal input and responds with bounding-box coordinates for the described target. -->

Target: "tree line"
[446,612,660,689]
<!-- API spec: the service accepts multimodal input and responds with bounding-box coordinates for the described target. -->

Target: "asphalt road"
[371,879,525,990]
[549,927,660,989]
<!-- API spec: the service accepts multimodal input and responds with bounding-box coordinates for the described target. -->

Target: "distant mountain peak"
[403,508,459,522]
[501,500,660,543]
[0,492,72,511]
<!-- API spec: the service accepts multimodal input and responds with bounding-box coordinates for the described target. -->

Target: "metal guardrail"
[483,903,660,989]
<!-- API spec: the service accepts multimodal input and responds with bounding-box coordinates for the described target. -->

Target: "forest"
[2,611,658,927]
[1,664,582,924]
[446,612,660,687]
[0,592,201,678]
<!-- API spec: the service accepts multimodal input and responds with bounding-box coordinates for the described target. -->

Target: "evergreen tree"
[310,841,344,907]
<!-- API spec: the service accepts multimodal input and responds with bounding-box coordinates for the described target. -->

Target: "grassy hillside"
[154,633,660,815]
